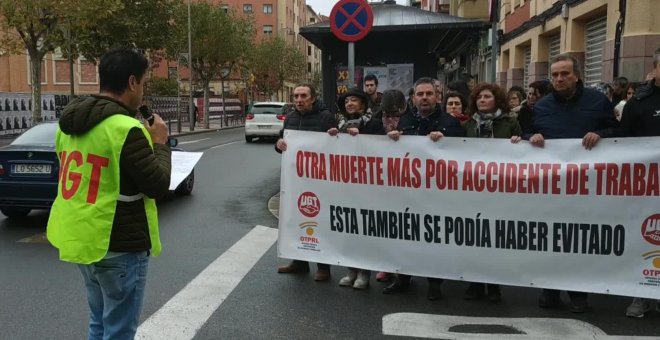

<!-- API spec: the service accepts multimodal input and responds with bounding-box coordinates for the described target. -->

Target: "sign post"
[330,0,374,88]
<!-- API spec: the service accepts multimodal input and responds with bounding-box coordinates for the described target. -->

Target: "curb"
[172,125,243,137]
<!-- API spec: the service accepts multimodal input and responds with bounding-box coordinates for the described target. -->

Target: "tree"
[74,0,178,62]
[248,37,307,101]
[167,2,252,129]
[0,0,118,123]
[145,77,179,96]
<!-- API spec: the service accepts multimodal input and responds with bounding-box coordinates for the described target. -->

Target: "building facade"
[305,5,323,90]
[498,0,660,90]
[0,50,98,94]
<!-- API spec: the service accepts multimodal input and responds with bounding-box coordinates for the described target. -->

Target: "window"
[307,46,311,56]
[221,5,228,13]
[243,4,252,13]
[263,4,273,14]
[307,62,312,73]
[263,25,273,35]
[168,67,178,80]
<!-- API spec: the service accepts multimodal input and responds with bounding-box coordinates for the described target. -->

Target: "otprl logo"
[641,250,660,278]
[298,221,320,251]
[641,214,660,246]
[298,192,320,218]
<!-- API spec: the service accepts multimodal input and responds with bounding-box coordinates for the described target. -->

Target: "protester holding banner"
[328,88,383,137]
[372,89,410,284]
[276,83,337,281]
[383,77,465,301]
[520,54,619,313]
[618,49,660,318]
[327,87,384,289]
[462,82,522,302]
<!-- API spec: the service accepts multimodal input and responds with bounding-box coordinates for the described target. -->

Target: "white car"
[244,102,288,143]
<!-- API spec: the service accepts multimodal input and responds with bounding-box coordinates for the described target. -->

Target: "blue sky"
[306,0,408,17]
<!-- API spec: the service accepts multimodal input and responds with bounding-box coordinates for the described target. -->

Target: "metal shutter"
[549,34,561,64]
[584,17,607,86]
[523,46,531,89]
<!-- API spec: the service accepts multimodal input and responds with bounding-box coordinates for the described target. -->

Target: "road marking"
[209,141,241,149]
[178,138,210,145]
[268,193,280,219]
[17,232,49,244]
[135,225,278,340]
[382,313,659,339]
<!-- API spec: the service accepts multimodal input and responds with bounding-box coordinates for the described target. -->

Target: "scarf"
[473,109,502,138]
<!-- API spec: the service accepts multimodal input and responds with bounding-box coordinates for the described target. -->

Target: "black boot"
[464,282,485,300]
[383,274,411,294]
[487,284,501,303]
[427,278,443,301]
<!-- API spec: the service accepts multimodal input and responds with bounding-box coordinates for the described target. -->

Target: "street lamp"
[188,0,194,131]
[59,23,75,99]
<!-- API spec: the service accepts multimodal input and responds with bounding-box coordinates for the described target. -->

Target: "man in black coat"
[383,77,464,301]
[275,83,336,281]
[617,49,660,318]
[526,54,618,313]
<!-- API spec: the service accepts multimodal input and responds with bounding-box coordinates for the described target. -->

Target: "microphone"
[139,105,154,125]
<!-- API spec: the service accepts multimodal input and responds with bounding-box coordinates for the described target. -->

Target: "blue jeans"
[78,252,149,340]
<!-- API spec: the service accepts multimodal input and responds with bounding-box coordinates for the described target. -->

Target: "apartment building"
[0,51,98,94]
[498,0,660,90]
[305,5,323,87]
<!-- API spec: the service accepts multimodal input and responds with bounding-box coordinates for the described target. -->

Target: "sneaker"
[353,271,370,289]
[376,272,391,282]
[626,298,651,318]
[339,269,358,286]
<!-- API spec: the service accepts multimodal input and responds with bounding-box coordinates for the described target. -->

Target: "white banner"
[278,130,660,299]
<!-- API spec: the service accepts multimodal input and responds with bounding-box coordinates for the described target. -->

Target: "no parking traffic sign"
[330,0,374,42]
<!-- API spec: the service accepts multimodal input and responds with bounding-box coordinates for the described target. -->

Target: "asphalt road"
[1,128,659,339]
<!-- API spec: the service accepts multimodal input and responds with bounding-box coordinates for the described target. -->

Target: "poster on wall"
[387,64,414,93]
[0,93,60,136]
[335,66,364,100]
[363,67,389,92]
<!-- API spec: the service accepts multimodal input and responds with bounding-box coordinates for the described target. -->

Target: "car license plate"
[258,125,271,129]
[12,164,51,174]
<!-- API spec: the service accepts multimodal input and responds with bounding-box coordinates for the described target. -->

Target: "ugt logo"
[641,214,660,246]
[297,192,320,218]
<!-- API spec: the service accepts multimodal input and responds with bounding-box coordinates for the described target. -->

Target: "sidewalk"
[164,118,244,137]
[0,119,243,147]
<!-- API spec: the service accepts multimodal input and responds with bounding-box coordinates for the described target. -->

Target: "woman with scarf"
[327,87,384,289]
[462,83,522,302]
[444,91,470,124]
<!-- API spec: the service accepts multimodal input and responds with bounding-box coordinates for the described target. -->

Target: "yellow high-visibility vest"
[47,114,161,264]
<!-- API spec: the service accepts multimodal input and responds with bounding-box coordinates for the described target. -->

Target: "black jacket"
[618,81,660,137]
[531,82,618,139]
[276,101,337,153]
[59,95,171,252]
[396,106,465,137]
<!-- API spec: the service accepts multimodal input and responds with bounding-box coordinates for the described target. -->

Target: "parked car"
[0,122,193,219]
[244,102,287,143]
